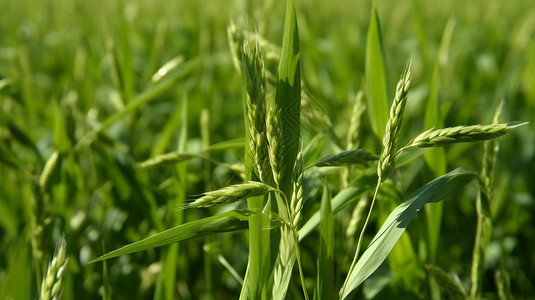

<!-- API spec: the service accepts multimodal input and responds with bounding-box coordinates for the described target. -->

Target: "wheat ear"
[266,93,284,187]
[400,122,527,151]
[290,151,304,227]
[40,235,69,300]
[184,181,278,209]
[347,91,366,150]
[377,60,412,182]
[242,39,271,183]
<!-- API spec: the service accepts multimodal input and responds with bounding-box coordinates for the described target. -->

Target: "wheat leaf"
[340,168,479,299]
[365,2,389,139]
[90,210,255,263]
[315,183,335,299]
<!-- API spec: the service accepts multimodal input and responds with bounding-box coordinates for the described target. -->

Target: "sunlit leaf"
[340,168,479,299]
[90,210,256,263]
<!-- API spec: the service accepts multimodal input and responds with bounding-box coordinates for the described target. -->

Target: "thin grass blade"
[102,243,111,300]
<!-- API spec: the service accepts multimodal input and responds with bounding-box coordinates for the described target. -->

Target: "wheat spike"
[185,181,277,209]
[378,60,412,182]
[347,91,366,150]
[405,122,527,149]
[227,20,244,73]
[290,151,304,227]
[266,93,284,187]
[242,39,271,183]
[40,235,69,300]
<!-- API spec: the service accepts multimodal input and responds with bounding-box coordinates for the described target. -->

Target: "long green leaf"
[315,183,335,299]
[377,182,424,293]
[365,2,389,139]
[340,168,479,299]
[89,210,255,263]
[423,19,456,299]
[276,0,301,197]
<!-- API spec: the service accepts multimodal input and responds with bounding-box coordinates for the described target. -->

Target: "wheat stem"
[342,179,380,296]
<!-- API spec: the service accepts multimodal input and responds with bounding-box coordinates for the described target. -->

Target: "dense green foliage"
[0,0,533,299]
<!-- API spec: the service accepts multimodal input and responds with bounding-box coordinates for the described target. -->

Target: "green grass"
[0,0,534,299]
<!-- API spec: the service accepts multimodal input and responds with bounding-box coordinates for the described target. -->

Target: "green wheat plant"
[90,1,527,298]
[0,0,532,299]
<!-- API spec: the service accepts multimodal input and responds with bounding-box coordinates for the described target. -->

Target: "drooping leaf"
[340,168,479,299]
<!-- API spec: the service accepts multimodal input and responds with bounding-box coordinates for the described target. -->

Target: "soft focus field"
[0,0,534,299]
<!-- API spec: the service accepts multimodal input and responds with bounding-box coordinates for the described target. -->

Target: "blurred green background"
[0,0,533,299]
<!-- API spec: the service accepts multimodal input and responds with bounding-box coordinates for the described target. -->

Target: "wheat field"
[0,0,533,299]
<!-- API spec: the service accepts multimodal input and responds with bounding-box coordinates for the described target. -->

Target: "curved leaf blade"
[340,168,479,299]
[90,210,255,263]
